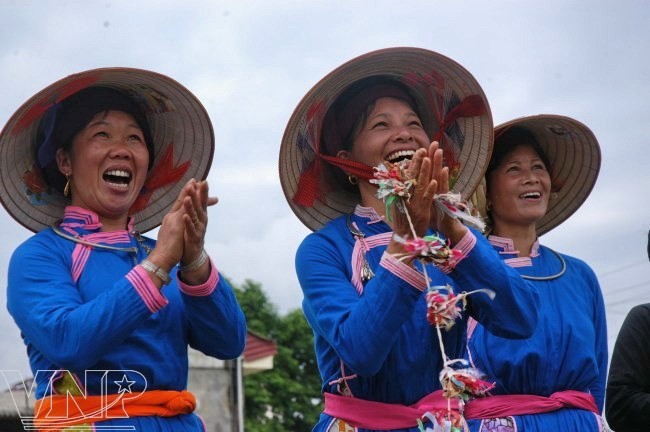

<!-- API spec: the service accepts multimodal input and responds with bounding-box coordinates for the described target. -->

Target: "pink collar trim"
[487,235,540,268]
[354,205,384,223]
[60,206,136,233]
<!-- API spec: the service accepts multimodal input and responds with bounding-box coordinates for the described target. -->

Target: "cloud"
[208,212,310,314]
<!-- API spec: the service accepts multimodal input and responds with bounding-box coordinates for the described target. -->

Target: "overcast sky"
[0,0,648,382]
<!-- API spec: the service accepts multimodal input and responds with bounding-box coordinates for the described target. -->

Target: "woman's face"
[56,110,150,227]
[338,97,430,166]
[487,144,551,230]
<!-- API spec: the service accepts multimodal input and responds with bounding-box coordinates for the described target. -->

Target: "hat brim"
[0,67,214,233]
[279,47,494,231]
[493,114,601,236]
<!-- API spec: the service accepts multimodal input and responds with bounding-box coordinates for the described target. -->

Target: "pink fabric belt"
[324,390,453,430]
[464,389,599,419]
[324,389,598,430]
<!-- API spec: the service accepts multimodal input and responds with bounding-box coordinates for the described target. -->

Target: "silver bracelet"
[180,249,208,273]
[140,259,171,285]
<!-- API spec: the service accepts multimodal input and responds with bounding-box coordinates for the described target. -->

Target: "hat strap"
[431,94,487,144]
[319,154,375,179]
[292,153,375,208]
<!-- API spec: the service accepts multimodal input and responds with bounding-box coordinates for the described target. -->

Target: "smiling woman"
[50,89,153,231]
[463,115,608,431]
[278,47,541,432]
[0,68,246,431]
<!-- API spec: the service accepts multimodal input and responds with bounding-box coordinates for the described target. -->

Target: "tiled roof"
[244,331,277,362]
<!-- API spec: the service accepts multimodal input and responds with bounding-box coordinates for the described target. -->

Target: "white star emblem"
[114,375,136,394]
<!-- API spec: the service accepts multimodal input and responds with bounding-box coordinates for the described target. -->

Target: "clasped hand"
[391,141,465,242]
[148,179,218,275]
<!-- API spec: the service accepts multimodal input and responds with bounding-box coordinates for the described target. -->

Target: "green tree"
[234,280,323,432]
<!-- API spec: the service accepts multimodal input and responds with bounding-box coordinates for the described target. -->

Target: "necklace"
[521,247,567,281]
[51,225,151,265]
[346,214,375,281]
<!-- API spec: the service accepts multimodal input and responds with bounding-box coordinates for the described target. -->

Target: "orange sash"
[34,389,196,431]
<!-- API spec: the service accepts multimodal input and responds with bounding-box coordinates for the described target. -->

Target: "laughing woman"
[1,69,246,431]
[279,47,540,432]
[463,115,609,431]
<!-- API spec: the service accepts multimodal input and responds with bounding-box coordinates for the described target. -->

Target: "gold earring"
[348,175,358,185]
[64,174,71,197]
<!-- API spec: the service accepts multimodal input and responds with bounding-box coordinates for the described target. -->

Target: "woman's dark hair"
[486,126,551,178]
[36,86,153,194]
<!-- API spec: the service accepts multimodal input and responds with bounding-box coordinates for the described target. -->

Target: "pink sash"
[324,390,452,430]
[323,390,598,430]
[464,389,599,418]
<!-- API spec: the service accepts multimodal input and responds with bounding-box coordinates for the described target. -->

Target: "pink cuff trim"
[438,230,476,274]
[178,258,219,296]
[380,252,428,292]
[126,266,169,313]
[453,229,476,256]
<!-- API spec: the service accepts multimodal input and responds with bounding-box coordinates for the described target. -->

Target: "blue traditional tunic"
[465,236,608,432]
[296,207,540,432]
[7,206,247,431]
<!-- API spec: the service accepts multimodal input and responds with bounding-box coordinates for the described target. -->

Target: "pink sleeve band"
[380,252,428,292]
[177,258,219,296]
[127,266,169,313]
[454,229,476,255]
[438,230,476,274]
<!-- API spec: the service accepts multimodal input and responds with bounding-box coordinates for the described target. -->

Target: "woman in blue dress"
[279,47,540,432]
[1,68,246,431]
[464,115,608,431]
